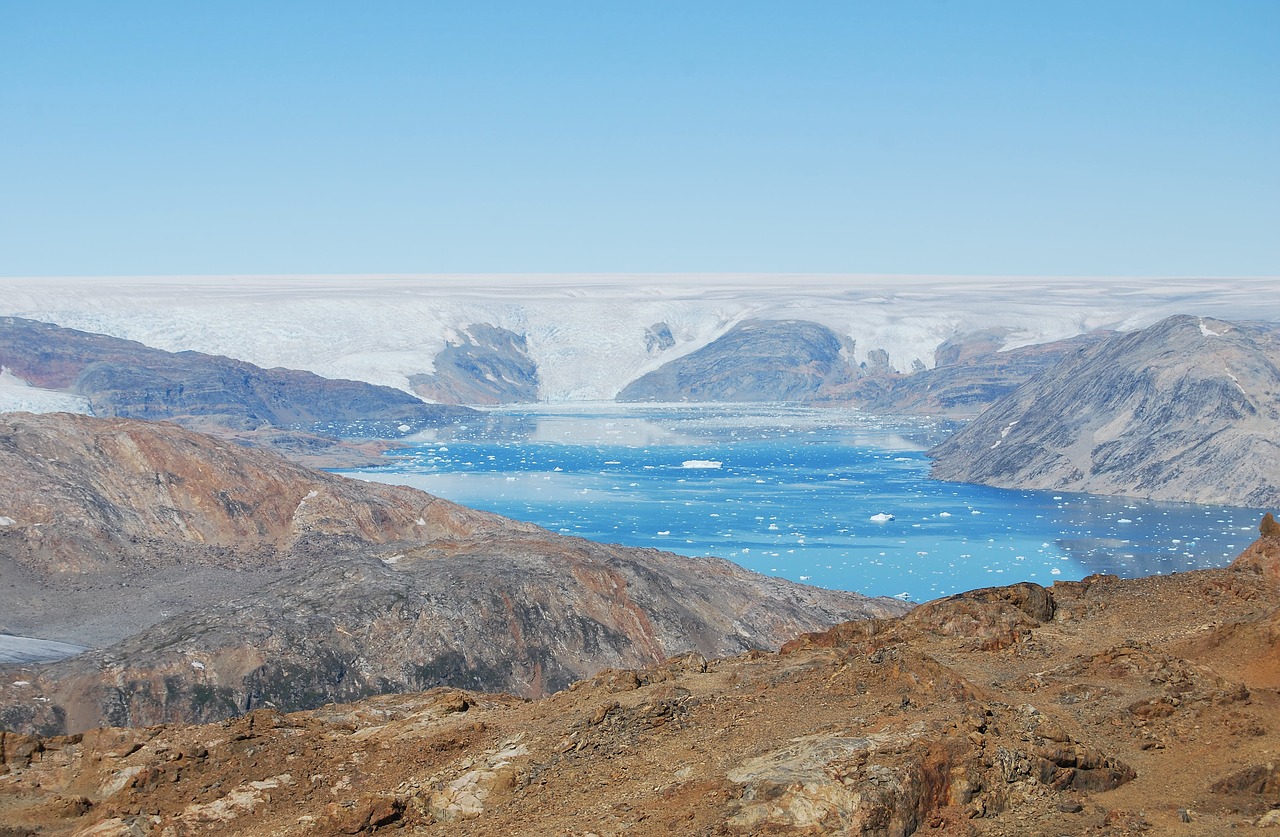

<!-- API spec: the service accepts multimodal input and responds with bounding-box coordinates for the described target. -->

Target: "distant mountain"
[0,316,478,465]
[856,331,1113,418]
[929,315,1280,506]
[0,413,905,735]
[8,275,1279,403]
[616,318,1114,418]
[617,319,864,402]
[0,316,472,429]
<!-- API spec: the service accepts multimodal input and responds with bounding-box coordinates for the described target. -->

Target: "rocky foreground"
[2,520,1279,835]
[0,412,903,736]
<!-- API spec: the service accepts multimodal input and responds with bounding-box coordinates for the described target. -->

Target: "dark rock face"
[0,316,470,428]
[929,315,1280,506]
[0,413,906,735]
[617,319,859,402]
[409,324,539,405]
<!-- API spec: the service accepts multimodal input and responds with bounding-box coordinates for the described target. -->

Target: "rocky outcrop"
[644,322,675,354]
[929,315,1280,506]
[4,536,1279,835]
[0,316,471,430]
[409,324,539,405]
[0,413,904,735]
[1,537,906,736]
[617,319,862,402]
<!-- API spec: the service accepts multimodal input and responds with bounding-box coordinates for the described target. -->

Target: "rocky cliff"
[4,520,1279,835]
[0,413,904,735]
[929,315,1280,506]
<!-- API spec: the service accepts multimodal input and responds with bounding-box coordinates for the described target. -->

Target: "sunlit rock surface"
[930,315,1280,506]
[0,413,903,735]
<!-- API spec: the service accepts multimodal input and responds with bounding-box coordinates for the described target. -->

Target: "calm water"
[334,404,1264,603]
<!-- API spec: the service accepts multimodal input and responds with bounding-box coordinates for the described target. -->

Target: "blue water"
[334,404,1265,603]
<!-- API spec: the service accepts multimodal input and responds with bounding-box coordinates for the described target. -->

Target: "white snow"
[0,517,14,526]
[2,275,1278,402]
[1199,318,1222,337]
[1223,366,1248,395]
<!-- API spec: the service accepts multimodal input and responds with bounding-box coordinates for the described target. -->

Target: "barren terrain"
[3,521,1279,835]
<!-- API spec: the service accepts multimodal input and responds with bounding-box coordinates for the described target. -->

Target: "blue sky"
[1,2,1276,276]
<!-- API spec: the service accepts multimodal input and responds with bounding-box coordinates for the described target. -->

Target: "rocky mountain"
[855,331,1112,418]
[4,520,1279,835]
[616,318,1114,418]
[929,315,1280,507]
[0,413,905,736]
[408,324,539,405]
[617,319,864,402]
[0,317,473,462]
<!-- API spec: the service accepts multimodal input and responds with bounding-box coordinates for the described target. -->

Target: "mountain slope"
[855,331,1112,418]
[0,316,471,429]
[929,315,1280,506]
[4,523,1280,835]
[617,319,863,402]
[0,413,905,735]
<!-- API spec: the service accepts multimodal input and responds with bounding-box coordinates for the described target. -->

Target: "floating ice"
[682,460,723,469]
[870,513,895,523]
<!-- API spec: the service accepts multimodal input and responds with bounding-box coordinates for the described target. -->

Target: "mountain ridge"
[0,412,905,736]
[928,315,1280,507]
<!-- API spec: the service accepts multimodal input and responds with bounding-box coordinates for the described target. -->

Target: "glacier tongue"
[2,275,1277,402]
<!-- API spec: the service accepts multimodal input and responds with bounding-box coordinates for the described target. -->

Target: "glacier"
[2,274,1277,402]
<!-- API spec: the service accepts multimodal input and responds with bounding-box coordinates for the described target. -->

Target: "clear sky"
[1,1,1276,277]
